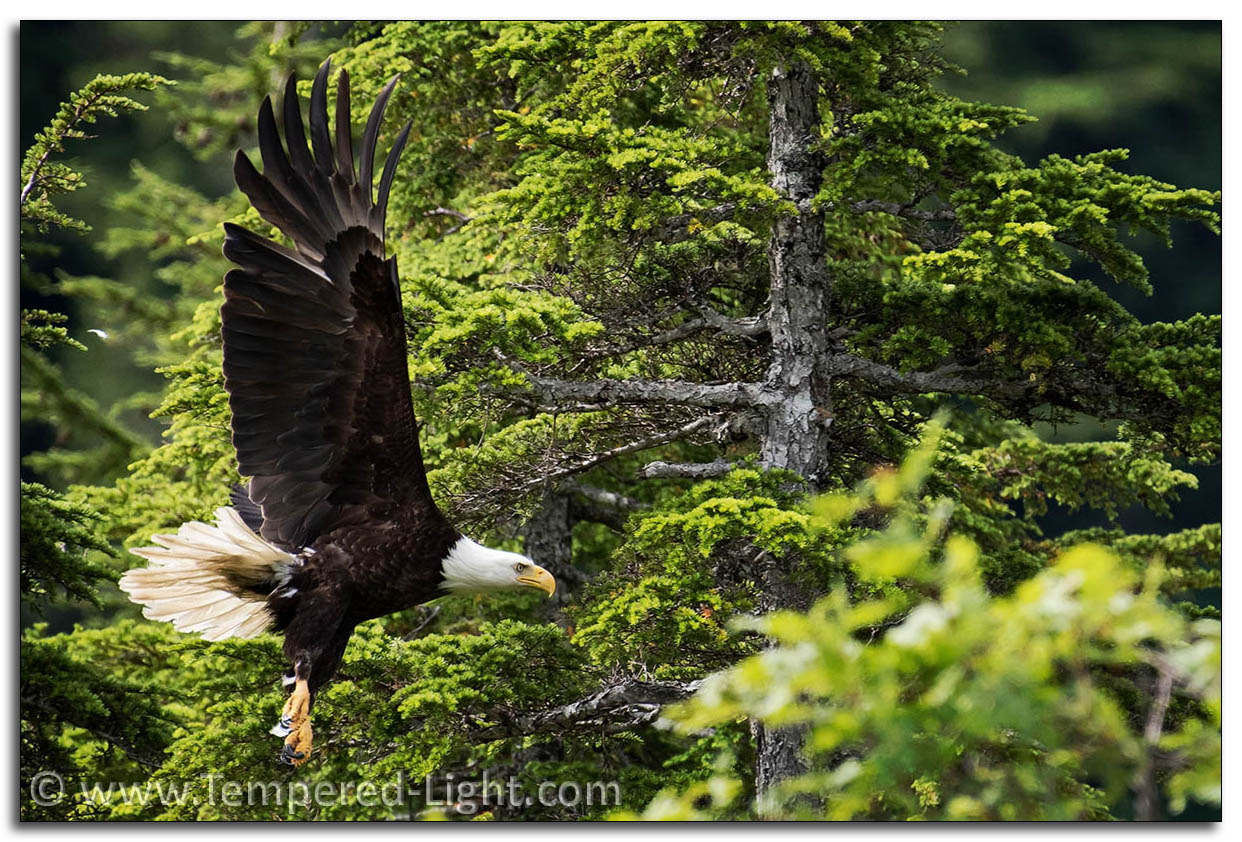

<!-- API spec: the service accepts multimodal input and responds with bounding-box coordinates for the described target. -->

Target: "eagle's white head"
[439,536,556,596]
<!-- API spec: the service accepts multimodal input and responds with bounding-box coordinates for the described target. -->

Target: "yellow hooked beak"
[517,564,556,597]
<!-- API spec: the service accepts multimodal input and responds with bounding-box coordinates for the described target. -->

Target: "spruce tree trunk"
[751,59,833,817]
[522,488,577,614]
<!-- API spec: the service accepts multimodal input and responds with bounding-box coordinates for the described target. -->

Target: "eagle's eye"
[514,562,527,573]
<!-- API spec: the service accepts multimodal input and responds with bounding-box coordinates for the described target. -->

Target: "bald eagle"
[119,60,555,766]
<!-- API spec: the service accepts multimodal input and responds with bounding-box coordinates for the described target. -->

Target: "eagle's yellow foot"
[272,678,312,765]
[281,716,313,766]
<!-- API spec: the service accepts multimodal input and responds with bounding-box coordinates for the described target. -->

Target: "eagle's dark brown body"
[261,517,460,694]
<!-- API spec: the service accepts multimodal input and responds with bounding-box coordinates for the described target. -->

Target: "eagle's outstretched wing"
[221,59,426,551]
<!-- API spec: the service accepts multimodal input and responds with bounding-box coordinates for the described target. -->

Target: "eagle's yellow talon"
[282,717,313,766]
[276,679,312,765]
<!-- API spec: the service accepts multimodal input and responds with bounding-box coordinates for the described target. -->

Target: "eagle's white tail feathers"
[119,507,293,642]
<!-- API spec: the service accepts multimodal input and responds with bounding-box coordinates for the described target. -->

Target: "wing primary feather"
[255,97,298,201]
[358,74,401,207]
[372,120,412,236]
[222,222,330,282]
[282,72,316,178]
[309,59,334,173]
[334,67,354,182]
[281,70,345,234]
[232,151,326,260]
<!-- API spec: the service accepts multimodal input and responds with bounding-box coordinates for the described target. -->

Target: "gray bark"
[521,489,577,606]
[521,371,763,410]
[750,60,833,817]
[471,678,703,741]
[522,489,573,569]
[637,459,735,480]
[759,61,833,484]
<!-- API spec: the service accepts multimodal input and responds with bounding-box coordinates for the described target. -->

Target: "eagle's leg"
[270,601,351,767]
[272,657,313,766]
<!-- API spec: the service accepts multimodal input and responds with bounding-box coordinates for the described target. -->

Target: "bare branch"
[498,394,615,415]
[533,415,724,487]
[822,352,1031,400]
[402,605,441,641]
[520,371,765,410]
[494,349,763,410]
[424,206,472,222]
[564,481,646,530]
[1143,664,1175,745]
[1134,661,1176,821]
[575,307,768,363]
[472,678,703,741]
[644,317,714,347]
[822,351,1154,427]
[562,481,645,512]
[638,459,736,480]
[422,206,474,240]
[690,303,769,340]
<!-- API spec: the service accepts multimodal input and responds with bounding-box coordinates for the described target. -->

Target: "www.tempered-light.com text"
[29,771,623,815]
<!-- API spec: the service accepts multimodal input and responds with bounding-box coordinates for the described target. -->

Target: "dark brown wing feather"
[221,59,426,551]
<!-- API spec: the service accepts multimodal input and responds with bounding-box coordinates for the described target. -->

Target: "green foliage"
[642,431,1221,820]
[19,74,174,489]
[951,149,1219,293]
[572,468,826,678]
[1058,524,1221,600]
[968,435,1197,520]
[20,346,150,486]
[152,22,340,160]
[20,483,116,610]
[20,72,171,233]
[20,621,184,820]
[19,64,185,824]
[21,309,85,351]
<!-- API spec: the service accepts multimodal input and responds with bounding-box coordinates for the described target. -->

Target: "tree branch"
[822,352,1031,400]
[1134,661,1176,821]
[472,678,703,741]
[562,480,645,512]
[424,206,472,222]
[573,306,768,364]
[422,206,474,239]
[495,348,763,410]
[690,302,769,339]
[847,201,1124,268]
[519,371,764,410]
[563,481,646,530]
[532,415,725,487]
[638,459,736,480]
